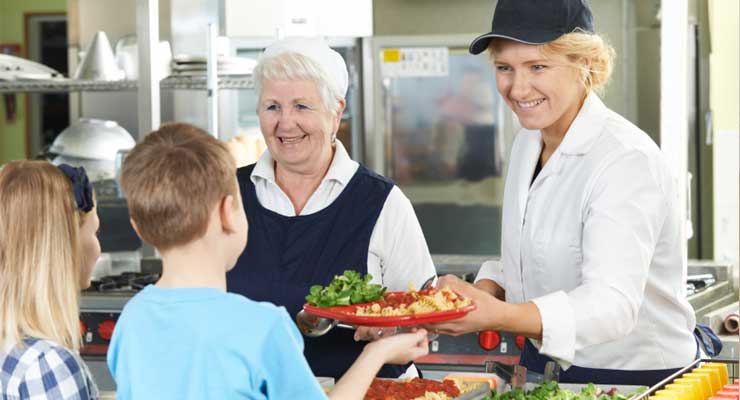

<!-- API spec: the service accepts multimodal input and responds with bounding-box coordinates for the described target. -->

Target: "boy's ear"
[219,194,237,234]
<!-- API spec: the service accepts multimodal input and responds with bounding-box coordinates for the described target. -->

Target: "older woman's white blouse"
[477,93,697,370]
[250,140,436,292]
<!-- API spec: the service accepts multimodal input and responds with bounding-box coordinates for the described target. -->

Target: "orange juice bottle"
[703,363,730,386]
[691,369,722,395]
[667,383,701,400]
[655,389,681,400]
[674,377,709,400]
[684,371,719,397]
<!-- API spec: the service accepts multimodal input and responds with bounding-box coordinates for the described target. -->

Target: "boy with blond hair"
[108,123,428,400]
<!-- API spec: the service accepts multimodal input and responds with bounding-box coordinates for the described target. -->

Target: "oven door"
[365,35,518,256]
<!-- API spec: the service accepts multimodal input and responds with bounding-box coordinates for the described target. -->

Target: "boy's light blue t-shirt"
[107,285,328,400]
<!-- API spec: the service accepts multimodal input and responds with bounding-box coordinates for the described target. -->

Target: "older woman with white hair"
[226,37,436,379]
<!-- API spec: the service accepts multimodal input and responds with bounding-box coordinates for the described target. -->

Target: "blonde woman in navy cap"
[227,37,436,380]
[425,0,720,385]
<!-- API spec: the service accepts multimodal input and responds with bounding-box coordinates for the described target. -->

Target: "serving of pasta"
[354,287,471,317]
[364,377,475,400]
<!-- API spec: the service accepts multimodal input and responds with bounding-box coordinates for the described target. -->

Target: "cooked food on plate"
[304,271,474,324]
[355,287,472,317]
[365,377,474,400]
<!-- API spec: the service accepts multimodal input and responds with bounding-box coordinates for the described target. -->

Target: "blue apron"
[227,163,409,379]
[519,325,723,386]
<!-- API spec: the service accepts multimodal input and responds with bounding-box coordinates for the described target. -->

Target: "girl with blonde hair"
[425,0,714,386]
[0,161,100,399]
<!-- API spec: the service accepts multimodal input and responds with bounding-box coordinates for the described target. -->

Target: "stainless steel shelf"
[0,75,254,93]
[0,79,137,93]
[160,75,254,90]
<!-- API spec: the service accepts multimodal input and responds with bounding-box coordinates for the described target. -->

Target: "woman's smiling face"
[258,79,341,172]
[492,39,586,136]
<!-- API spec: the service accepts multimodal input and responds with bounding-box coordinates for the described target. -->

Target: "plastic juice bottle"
[690,370,722,395]
[651,396,678,400]
[703,363,730,386]
[656,389,684,400]
[666,383,701,400]
[684,372,718,397]
[674,377,708,400]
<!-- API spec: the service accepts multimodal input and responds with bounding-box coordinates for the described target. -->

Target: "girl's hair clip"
[57,164,94,213]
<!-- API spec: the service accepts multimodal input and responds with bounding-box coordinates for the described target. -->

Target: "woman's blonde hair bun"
[540,31,616,93]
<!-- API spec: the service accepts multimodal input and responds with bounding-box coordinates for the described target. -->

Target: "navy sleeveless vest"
[227,163,408,379]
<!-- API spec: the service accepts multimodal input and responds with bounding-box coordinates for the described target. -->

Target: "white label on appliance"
[85,332,93,343]
[380,47,449,78]
[431,340,440,352]
[500,342,508,353]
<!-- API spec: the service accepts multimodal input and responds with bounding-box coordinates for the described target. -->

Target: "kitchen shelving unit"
[0,75,254,94]
[0,79,137,93]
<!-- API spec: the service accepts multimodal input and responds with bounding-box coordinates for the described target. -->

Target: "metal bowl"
[51,154,116,182]
[50,118,135,161]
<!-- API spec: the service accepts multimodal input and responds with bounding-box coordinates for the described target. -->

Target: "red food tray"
[302,292,476,327]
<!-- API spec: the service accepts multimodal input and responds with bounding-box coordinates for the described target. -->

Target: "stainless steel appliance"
[363,35,518,256]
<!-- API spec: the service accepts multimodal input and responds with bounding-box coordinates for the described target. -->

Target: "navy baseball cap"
[469,0,595,55]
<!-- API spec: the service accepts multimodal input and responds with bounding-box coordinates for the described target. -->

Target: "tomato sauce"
[372,289,436,309]
[364,377,461,400]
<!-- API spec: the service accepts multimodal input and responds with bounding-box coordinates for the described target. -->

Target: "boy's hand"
[354,326,398,341]
[365,329,429,365]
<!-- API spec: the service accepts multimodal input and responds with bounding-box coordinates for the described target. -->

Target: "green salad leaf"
[483,381,646,400]
[305,270,387,308]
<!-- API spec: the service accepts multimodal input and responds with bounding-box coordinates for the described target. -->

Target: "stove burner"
[87,272,159,292]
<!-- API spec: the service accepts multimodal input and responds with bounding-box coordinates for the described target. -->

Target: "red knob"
[478,330,501,351]
[97,320,116,341]
[79,320,87,336]
[515,335,525,350]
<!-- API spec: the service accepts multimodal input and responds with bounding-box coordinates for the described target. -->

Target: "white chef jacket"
[250,140,436,292]
[477,93,697,370]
